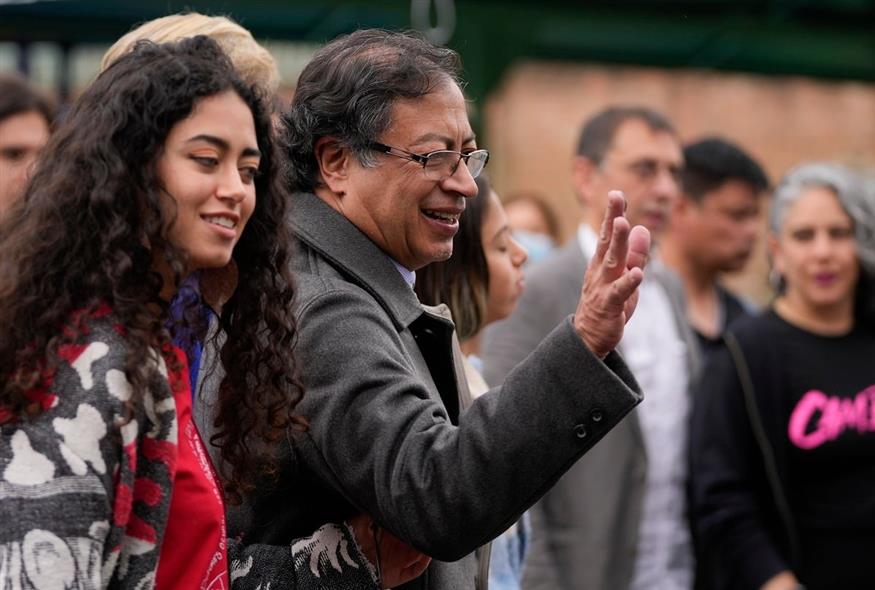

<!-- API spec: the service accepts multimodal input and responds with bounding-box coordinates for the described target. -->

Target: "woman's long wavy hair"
[0,36,304,503]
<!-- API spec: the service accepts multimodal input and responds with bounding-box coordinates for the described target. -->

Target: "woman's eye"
[240,166,259,183]
[791,229,814,241]
[193,156,219,168]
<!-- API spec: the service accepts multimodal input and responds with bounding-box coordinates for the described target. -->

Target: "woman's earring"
[768,268,784,292]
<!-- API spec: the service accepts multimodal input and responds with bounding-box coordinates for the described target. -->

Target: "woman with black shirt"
[690,162,875,590]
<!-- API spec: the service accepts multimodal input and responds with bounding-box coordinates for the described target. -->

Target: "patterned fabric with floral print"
[0,312,180,589]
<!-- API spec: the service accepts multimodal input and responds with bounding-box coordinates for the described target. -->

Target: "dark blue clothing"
[693,286,751,355]
[168,274,212,398]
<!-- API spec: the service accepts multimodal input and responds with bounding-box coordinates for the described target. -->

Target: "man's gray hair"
[283,29,462,193]
[770,162,875,279]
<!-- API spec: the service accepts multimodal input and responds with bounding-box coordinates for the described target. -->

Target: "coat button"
[590,409,603,423]
[573,424,588,439]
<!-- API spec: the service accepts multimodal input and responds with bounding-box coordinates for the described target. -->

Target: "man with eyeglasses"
[229,31,652,590]
[482,106,702,590]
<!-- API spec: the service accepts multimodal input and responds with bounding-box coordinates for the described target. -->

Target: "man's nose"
[442,161,478,199]
[653,168,679,201]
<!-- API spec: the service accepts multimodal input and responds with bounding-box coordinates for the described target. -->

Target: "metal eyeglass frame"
[369,141,489,179]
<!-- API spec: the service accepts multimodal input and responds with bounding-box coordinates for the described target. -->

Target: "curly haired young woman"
[0,36,422,589]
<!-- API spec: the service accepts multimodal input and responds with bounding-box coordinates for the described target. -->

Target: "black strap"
[723,332,801,568]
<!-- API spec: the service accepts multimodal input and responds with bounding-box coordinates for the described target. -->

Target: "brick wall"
[483,61,875,303]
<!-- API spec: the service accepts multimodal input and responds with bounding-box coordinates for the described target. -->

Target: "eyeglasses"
[601,156,682,185]
[369,141,489,181]
[625,159,682,184]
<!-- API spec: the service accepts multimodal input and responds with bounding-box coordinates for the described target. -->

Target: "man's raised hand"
[574,190,651,358]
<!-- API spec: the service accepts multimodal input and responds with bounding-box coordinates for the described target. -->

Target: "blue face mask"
[513,230,556,264]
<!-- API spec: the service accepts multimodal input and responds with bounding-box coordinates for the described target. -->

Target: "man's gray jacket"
[481,236,701,590]
[227,192,643,590]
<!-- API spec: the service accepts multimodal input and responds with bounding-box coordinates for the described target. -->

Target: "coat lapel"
[288,192,423,331]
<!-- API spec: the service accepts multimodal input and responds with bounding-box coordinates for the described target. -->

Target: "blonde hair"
[101,13,279,96]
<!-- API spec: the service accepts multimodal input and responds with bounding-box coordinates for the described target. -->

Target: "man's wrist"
[573,318,608,359]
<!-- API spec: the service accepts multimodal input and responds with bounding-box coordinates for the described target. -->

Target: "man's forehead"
[705,179,763,204]
[408,130,477,146]
[0,111,51,140]
[384,85,474,146]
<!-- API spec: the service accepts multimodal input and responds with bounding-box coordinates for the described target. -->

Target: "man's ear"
[571,155,598,207]
[314,136,351,195]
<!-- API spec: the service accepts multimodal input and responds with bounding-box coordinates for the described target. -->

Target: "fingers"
[574,191,645,356]
[600,216,630,280]
[378,535,431,587]
[593,190,626,264]
[608,267,644,309]
[404,553,431,571]
[406,555,431,577]
[626,225,651,271]
[623,289,640,324]
[396,555,431,587]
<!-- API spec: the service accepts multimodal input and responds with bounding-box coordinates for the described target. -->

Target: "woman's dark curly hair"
[0,36,304,504]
